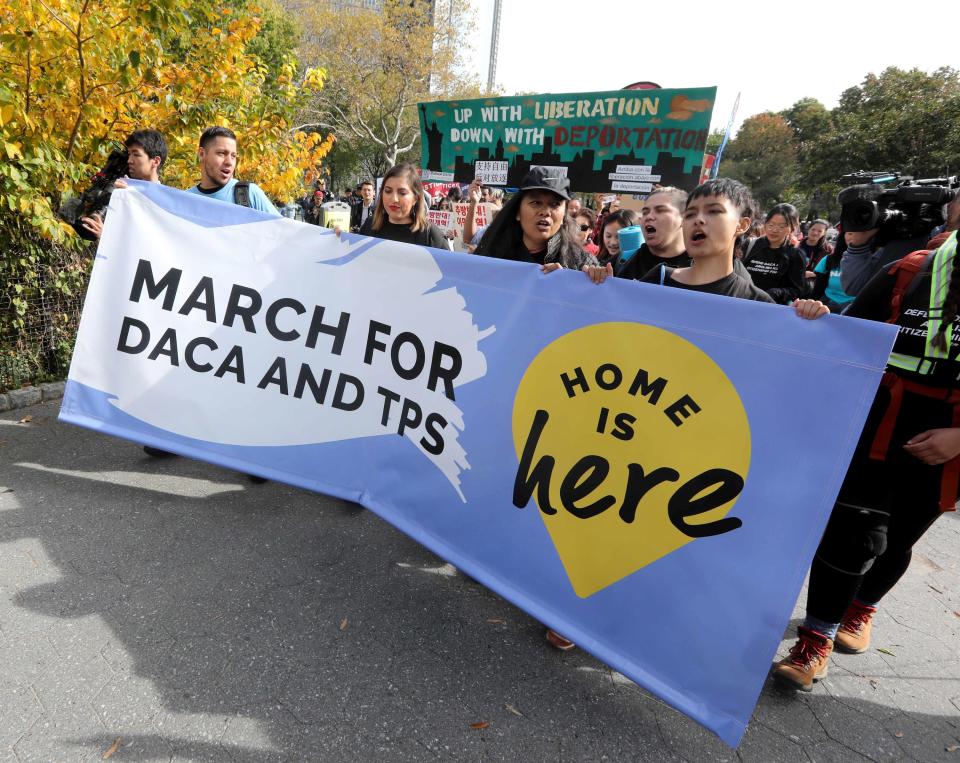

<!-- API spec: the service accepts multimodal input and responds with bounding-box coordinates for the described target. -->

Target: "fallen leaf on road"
[102,736,123,759]
[18,415,32,424]
[869,679,880,690]
[339,618,348,630]
[505,704,523,717]
[486,618,505,624]
[470,721,490,730]
[877,648,896,656]
[894,731,904,738]
[953,611,960,619]
[945,744,958,752]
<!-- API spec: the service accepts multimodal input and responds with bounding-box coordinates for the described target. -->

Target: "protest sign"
[418,87,716,192]
[62,182,896,747]
[427,202,493,250]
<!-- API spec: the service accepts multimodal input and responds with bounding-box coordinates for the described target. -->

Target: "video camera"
[837,170,958,241]
[58,149,129,241]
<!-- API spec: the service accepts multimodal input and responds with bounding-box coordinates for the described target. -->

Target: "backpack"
[233,181,251,208]
[886,249,935,324]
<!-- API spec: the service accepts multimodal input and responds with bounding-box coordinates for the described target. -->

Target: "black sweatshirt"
[741,237,806,304]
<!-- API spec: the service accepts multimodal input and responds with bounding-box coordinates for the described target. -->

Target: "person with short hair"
[80,129,169,238]
[186,126,279,216]
[616,187,753,282]
[350,179,377,232]
[567,196,582,218]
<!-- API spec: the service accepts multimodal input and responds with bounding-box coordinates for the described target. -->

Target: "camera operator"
[838,173,955,297]
[80,129,168,239]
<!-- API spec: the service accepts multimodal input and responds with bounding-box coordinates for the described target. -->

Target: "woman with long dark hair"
[595,209,639,268]
[799,218,833,272]
[774,230,960,690]
[358,163,447,248]
[473,168,596,270]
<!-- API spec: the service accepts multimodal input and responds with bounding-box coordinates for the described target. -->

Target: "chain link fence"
[0,245,90,393]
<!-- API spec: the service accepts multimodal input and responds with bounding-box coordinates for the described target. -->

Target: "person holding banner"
[616,187,754,282]
[636,179,780,303]
[473,168,595,270]
[774,229,960,692]
[616,188,688,278]
[358,163,447,248]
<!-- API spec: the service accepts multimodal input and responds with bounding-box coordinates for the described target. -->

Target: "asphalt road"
[1,399,958,761]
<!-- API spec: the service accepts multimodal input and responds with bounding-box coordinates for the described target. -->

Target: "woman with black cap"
[473,168,597,271]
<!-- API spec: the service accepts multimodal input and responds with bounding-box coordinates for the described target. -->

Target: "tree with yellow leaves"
[0,0,331,387]
[297,0,485,171]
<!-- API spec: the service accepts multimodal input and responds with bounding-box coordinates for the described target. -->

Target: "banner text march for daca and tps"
[418,87,716,193]
[61,182,896,748]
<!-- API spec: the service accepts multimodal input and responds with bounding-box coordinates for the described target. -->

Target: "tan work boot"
[834,600,876,654]
[772,627,833,691]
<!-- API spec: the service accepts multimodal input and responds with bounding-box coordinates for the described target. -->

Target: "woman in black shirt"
[359,163,447,249]
[741,203,807,303]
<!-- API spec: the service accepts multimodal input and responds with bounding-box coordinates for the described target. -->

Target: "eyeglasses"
[765,222,789,230]
[579,224,591,232]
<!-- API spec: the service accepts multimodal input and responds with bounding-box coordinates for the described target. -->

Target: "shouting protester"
[187,126,280,216]
[473,167,596,271]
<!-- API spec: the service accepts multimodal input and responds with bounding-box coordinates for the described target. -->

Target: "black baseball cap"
[518,167,571,201]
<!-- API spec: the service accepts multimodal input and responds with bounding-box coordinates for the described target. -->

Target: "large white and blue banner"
[61,182,897,746]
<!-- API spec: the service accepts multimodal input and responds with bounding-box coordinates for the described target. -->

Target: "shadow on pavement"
[1,403,958,761]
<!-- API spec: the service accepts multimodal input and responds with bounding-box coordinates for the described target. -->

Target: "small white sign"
[474,161,509,186]
[608,172,661,182]
[421,169,455,182]
[616,165,653,175]
[611,181,653,193]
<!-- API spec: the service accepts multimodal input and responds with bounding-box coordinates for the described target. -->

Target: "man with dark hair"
[186,126,279,216]
[616,186,754,281]
[80,128,169,238]
[124,129,167,182]
[350,180,376,232]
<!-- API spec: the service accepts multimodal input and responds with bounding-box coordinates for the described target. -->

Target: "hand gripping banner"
[61,182,897,746]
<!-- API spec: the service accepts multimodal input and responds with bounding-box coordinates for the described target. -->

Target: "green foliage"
[722,114,798,211]
[0,0,330,389]
[720,67,960,218]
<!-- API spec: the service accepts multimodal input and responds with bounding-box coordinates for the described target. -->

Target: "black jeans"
[806,388,950,624]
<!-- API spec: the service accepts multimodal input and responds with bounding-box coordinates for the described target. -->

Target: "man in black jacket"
[350,179,376,232]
